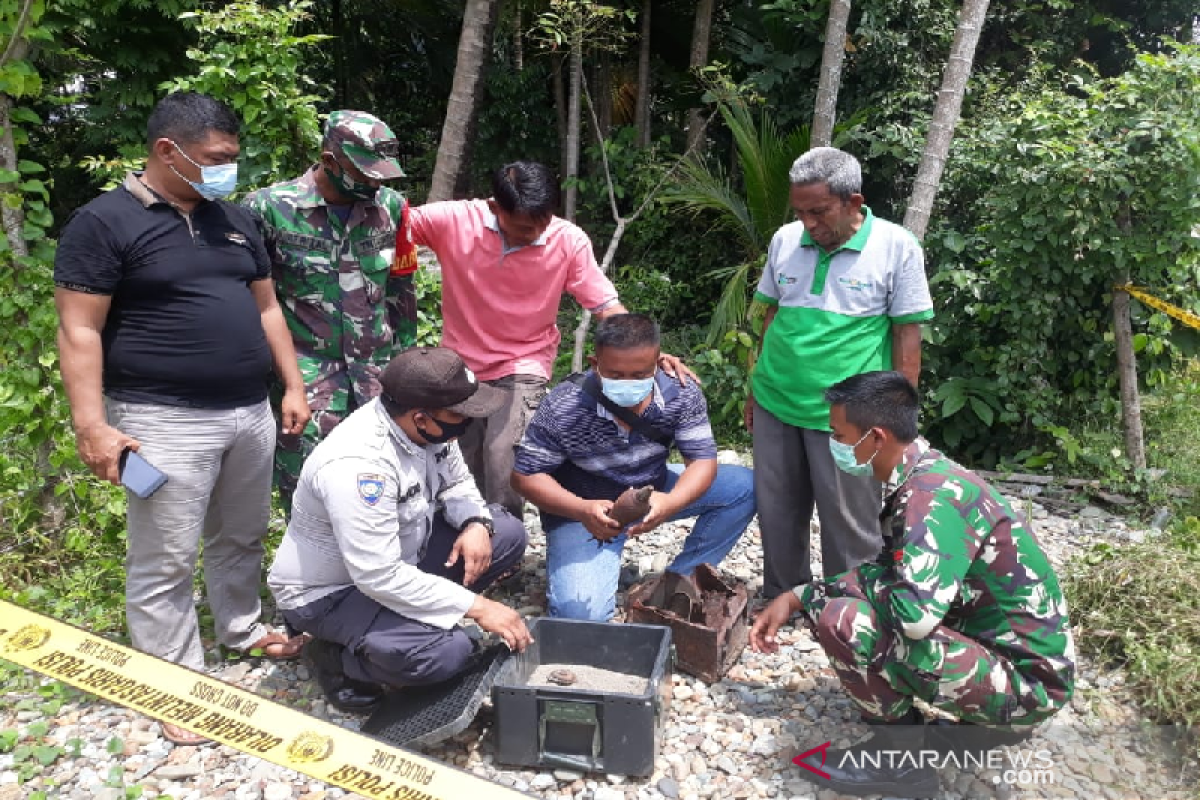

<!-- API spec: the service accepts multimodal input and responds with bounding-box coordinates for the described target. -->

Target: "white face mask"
[170,140,238,200]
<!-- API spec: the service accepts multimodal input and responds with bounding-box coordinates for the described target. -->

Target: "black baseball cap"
[380,347,503,418]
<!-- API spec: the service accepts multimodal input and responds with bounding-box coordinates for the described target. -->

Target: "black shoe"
[304,638,384,714]
[793,709,939,798]
[926,718,1035,765]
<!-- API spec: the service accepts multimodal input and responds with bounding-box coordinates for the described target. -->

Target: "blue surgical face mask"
[600,375,656,407]
[830,429,878,477]
[170,141,238,200]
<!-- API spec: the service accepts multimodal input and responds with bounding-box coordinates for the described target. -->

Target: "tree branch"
[0,0,36,71]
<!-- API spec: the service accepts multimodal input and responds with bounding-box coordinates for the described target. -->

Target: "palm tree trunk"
[686,0,716,154]
[634,0,652,148]
[554,55,569,182]
[903,0,990,239]
[428,0,499,202]
[811,0,851,148]
[563,30,583,220]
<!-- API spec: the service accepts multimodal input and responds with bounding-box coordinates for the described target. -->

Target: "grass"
[1065,520,1200,755]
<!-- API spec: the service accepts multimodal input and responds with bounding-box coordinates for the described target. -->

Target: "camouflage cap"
[324,110,405,180]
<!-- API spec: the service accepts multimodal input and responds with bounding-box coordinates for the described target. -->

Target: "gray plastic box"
[491,617,673,776]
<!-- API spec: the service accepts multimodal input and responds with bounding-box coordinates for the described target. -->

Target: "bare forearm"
[511,472,587,520]
[260,305,304,391]
[665,459,715,515]
[891,323,922,387]
[593,301,629,320]
[57,325,108,432]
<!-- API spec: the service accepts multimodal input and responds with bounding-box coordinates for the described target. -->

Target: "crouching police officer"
[269,347,533,713]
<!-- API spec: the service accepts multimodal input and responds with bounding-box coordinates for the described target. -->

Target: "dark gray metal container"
[491,618,673,777]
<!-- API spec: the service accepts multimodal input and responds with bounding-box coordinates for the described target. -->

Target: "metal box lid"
[360,642,509,748]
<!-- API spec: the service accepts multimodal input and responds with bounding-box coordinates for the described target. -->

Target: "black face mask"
[416,412,471,444]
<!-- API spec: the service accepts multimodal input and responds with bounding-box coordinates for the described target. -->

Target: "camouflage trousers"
[801,575,1064,727]
[273,362,375,512]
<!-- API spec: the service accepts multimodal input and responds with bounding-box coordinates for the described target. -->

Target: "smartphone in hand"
[120,448,168,499]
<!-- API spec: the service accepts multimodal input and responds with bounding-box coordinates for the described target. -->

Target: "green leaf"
[33,745,62,766]
[942,394,967,418]
[968,397,994,427]
[9,107,41,125]
[0,169,20,183]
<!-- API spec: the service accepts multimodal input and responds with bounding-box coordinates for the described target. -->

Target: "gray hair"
[788,147,862,200]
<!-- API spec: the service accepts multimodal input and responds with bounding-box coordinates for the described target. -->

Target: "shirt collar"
[375,398,426,458]
[482,205,549,251]
[123,172,179,209]
[889,436,932,486]
[800,205,875,253]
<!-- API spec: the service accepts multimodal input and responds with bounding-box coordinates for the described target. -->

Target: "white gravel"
[1,450,1197,800]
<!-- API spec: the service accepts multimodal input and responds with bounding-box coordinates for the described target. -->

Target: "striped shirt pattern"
[514,370,718,527]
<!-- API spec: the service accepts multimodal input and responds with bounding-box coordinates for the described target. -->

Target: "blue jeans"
[546,463,756,621]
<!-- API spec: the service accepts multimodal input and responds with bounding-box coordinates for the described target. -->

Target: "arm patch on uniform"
[357,473,387,506]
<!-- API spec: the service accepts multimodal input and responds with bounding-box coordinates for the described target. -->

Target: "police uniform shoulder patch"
[357,473,386,506]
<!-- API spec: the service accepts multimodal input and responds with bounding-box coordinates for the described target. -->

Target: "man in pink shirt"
[405,161,686,518]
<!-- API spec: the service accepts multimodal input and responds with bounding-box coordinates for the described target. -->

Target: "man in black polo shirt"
[54,92,310,746]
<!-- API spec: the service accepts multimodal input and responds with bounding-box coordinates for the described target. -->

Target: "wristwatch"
[462,516,495,537]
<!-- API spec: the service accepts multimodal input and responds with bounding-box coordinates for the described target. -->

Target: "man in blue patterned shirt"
[512,314,756,620]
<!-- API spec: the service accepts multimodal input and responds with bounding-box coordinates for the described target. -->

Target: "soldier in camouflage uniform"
[751,371,1075,798]
[243,111,419,508]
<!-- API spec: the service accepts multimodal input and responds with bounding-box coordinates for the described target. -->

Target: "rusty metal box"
[624,564,748,683]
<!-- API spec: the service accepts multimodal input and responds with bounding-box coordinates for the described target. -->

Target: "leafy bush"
[689,326,758,446]
[920,46,1200,465]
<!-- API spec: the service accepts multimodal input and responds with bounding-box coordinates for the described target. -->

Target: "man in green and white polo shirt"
[745,147,934,602]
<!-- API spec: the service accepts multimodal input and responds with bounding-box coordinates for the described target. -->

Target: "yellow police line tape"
[0,600,527,800]
[1115,285,1200,332]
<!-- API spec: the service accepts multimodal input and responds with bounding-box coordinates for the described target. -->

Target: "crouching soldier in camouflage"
[243,111,419,510]
[751,371,1075,798]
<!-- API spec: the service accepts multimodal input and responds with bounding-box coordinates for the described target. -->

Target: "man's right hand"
[579,500,622,541]
[467,597,534,653]
[749,592,802,655]
[743,392,755,433]
[76,423,140,485]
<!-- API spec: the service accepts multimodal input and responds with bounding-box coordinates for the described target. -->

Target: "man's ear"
[486,198,499,216]
[847,193,866,213]
[151,138,176,163]
[586,354,598,368]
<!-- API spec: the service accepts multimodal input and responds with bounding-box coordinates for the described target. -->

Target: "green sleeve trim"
[890,309,935,324]
[753,291,779,306]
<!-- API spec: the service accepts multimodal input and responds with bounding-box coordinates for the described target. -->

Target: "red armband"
[391,202,419,276]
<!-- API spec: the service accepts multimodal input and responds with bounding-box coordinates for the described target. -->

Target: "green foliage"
[413,267,443,348]
[662,75,810,343]
[689,326,758,445]
[922,44,1200,463]
[531,0,636,53]
[574,127,716,329]
[0,1,130,633]
[165,0,329,190]
[1066,520,1200,748]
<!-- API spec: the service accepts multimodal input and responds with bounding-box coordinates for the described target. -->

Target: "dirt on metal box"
[491,617,673,777]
